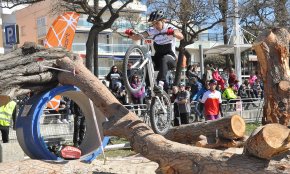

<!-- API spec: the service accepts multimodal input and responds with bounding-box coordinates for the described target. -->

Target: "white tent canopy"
[204,44,252,55]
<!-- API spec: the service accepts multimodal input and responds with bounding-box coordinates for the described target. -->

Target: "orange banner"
[44,12,80,51]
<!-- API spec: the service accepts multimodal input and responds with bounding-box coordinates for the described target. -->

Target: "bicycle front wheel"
[150,91,173,135]
[123,45,147,94]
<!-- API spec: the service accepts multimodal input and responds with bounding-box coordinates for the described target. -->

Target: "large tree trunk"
[55,56,290,173]
[253,28,290,126]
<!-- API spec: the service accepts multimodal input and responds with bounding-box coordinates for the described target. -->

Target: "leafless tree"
[147,0,224,84]
[239,0,290,41]
[1,0,136,76]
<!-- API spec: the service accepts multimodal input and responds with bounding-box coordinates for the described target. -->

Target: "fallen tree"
[0,28,289,173]
[56,55,290,173]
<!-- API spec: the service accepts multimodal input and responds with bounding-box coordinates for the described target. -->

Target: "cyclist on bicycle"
[125,10,184,91]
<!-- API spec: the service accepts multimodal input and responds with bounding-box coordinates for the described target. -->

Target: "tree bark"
[244,123,290,159]
[55,56,290,173]
[0,42,73,97]
[164,115,245,144]
[253,28,290,126]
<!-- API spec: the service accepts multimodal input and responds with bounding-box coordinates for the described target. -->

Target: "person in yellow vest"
[0,95,17,143]
[222,83,240,111]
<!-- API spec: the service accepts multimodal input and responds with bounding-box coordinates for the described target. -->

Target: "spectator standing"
[200,80,223,121]
[252,78,263,98]
[248,71,257,87]
[62,96,72,123]
[130,75,145,105]
[106,65,123,92]
[71,101,86,147]
[58,99,68,123]
[190,78,203,122]
[212,67,225,90]
[0,95,17,143]
[222,83,239,111]
[192,81,210,121]
[127,61,133,75]
[222,84,238,100]
[238,82,255,110]
[176,83,190,125]
[220,67,229,89]
[170,86,180,126]
[203,64,213,83]
[186,65,200,82]
[190,77,203,101]
[228,68,237,85]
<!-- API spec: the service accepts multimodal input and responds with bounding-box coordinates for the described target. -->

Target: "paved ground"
[0,148,244,174]
[0,154,158,174]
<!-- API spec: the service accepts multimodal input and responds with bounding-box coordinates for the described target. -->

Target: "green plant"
[96,136,135,159]
[245,122,261,136]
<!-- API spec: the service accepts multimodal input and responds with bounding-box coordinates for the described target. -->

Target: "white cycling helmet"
[148,10,165,22]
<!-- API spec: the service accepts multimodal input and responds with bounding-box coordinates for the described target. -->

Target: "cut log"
[55,56,290,173]
[164,115,245,144]
[244,123,290,159]
[253,28,290,126]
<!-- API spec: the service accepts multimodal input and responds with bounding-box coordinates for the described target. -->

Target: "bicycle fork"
[154,96,168,114]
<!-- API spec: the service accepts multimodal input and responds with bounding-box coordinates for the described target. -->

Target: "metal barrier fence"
[220,98,264,123]
[2,98,263,143]
[1,108,74,144]
[124,98,264,124]
[123,97,264,124]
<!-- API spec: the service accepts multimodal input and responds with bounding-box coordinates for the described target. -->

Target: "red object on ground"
[36,57,45,61]
[60,146,81,159]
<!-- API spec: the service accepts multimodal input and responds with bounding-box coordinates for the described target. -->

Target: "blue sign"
[5,24,19,45]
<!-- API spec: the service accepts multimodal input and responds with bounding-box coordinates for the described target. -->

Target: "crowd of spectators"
[179,64,264,123]
[103,64,264,126]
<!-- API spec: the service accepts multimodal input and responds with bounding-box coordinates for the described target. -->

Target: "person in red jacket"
[200,80,223,121]
[228,68,237,85]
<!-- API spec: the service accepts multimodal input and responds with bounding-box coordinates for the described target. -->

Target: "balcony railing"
[77,18,147,31]
[72,43,133,55]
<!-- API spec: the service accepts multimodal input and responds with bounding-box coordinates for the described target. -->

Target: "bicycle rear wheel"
[123,45,147,94]
[150,91,173,135]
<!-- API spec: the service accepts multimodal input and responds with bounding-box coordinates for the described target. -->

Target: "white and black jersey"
[146,23,177,58]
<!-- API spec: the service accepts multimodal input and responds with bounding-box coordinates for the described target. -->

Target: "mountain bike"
[122,32,173,135]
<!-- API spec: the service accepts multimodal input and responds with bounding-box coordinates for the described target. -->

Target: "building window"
[37,16,46,38]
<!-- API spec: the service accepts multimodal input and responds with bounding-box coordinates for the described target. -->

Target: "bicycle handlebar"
[130,30,168,41]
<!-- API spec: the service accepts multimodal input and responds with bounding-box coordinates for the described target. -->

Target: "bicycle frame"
[131,33,169,114]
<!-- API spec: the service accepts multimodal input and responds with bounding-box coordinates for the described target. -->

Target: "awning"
[204,44,252,55]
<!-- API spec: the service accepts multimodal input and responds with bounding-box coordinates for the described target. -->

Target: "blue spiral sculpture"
[16,85,109,163]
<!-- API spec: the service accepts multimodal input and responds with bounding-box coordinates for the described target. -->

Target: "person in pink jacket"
[248,71,257,87]
[212,68,225,90]
[130,75,145,105]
